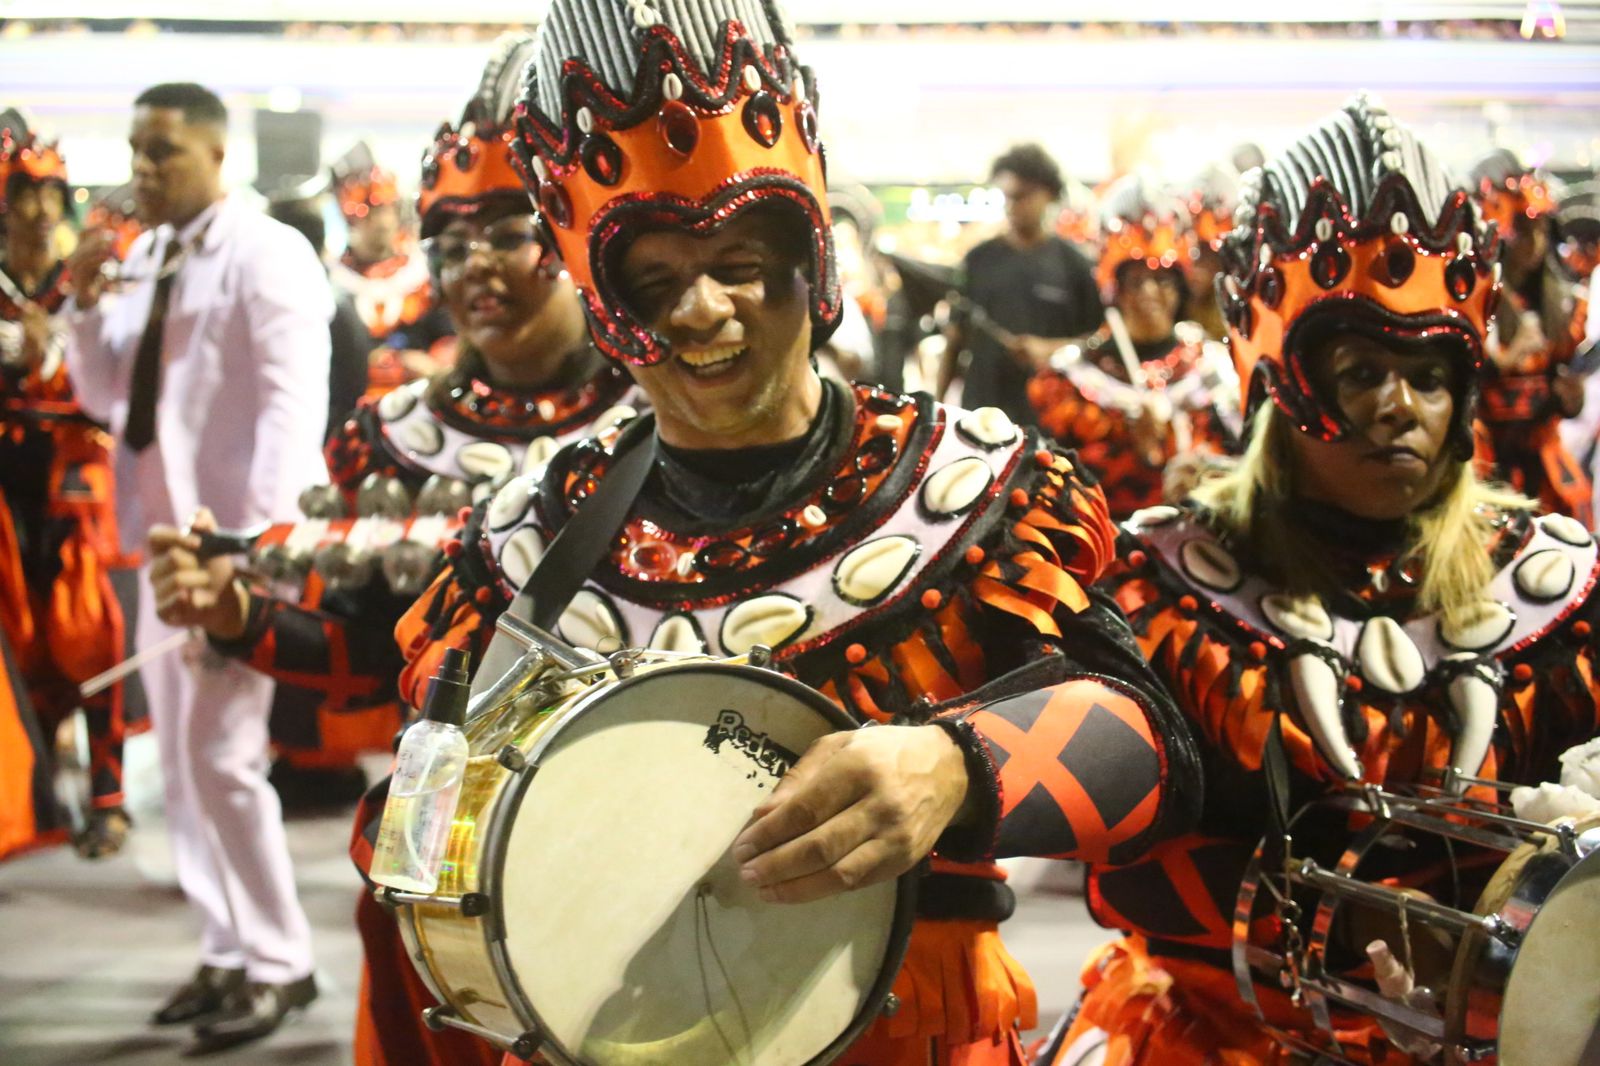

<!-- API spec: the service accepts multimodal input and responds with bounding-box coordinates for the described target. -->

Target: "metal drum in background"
[1234,778,1600,1066]
[383,629,914,1065]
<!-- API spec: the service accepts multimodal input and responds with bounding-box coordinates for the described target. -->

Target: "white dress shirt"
[67,193,333,549]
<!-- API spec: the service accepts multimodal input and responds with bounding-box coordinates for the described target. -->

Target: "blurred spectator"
[940,143,1102,421]
[267,194,372,439]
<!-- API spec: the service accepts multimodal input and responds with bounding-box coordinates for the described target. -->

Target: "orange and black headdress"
[1096,173,1193,304]
[512,0,839,366]
[1184,164,1237,255]
[1468,147,1557,240]
[0,110,69,214]
[417,33,539,241]
[1218,94,1499,452]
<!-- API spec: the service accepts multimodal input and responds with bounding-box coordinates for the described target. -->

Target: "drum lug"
[421,1005,452,1032]
[608,650,639,678]
[880,992,900,1017]
[748,643,774,669]
[497,744,528,773]
[510,1030,543,1060]
[1481,913,1521,947]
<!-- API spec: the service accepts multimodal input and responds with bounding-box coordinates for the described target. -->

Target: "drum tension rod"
[377,886,492,919]
[422,1005,543,1059]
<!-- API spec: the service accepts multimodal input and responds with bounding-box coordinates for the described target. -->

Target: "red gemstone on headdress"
[657,100,699,158]
[1310,243,1351,289]
[581,134,623,187]
[1379,242,1415,287]
[1257,266,1284,309]
[1445,258,1475,302]
[797,100,819,154]
[742,92,782,148]
[539,182,573,229]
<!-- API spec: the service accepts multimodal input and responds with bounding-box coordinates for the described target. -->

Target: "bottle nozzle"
[423,647,472,726]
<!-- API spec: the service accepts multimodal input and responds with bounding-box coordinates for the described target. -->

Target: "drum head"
[1500,845,1600,1065]
[490,663,903,1066]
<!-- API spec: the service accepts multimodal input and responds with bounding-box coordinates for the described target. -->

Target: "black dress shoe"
[151,964,246,1026]
[192,975,318,1050]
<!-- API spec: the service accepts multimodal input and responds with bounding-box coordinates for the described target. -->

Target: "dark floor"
[0,758,1109,1065]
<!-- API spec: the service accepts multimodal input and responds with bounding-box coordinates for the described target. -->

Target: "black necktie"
[124,235,184,453]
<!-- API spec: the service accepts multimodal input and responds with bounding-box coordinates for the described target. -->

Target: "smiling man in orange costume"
[341,1,1202,1063]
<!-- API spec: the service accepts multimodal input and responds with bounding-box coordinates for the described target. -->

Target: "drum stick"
[77,630,191,700]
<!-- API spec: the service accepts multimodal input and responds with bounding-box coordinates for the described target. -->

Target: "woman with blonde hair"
[1048,95,1600,1066]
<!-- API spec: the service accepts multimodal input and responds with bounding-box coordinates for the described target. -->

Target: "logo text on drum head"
[704,710,799,784]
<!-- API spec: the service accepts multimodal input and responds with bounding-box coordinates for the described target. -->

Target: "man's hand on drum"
[147,508,250,641]
[732,724,970,903]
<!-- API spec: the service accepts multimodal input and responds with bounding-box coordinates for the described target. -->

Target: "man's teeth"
[679,344,746,368]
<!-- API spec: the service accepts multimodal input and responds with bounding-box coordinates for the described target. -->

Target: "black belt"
[915,872,1016,923]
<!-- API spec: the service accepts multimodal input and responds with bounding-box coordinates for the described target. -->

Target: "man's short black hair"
[134,83,228,129]
[989,143,1063,201]
[268,199,326,259]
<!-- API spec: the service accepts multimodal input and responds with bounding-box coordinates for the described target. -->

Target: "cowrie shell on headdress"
[662,72,684,101]
[1390,212,1410,235]
[1439,600,1515,652]
[1457,232,1474,255]
[1224,275,1241,298]
[1381,128,1402,148]
[1179,538,1242,592]
[398,418,444,457]
[742,65,762,92]
[1492,261,1503,286]
[530,156,548,184]
[800,504,826,529]
[834,536,920,606]
[379,380,422,421]
[1541,513,1592,547]
[650,613,705,654]
[522,436,561,476]
[1257,245,1273,269]
[1380,150,1403,170]
[576,107,594,134]
[922,457,993,517]
[1514,549,1576,602]
[558,589,624,653]
[1261,592,1334,642]
[499,526,546,589]
[458,441,514,481]
[488,476,537,531]
[1445,655,1499,784]
[958,407,1019,448]
[1288,646,1362,780]
[1357,615,1425,693]
[631,3,658,28]
[721,595,809,655]
[1128,505,1181,528]
[1315,218,1334,241]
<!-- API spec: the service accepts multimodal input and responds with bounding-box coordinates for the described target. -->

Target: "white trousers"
[137,581,314,984]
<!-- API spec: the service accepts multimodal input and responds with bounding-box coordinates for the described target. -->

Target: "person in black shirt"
[940,143,1102,423]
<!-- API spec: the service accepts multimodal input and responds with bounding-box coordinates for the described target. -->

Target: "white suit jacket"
[67,194,332,552]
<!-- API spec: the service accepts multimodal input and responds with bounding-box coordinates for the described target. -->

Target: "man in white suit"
[64,82,327,1049]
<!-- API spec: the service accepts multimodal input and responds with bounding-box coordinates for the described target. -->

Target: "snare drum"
[1234,780,1600,1065]
[384,645,914,1065]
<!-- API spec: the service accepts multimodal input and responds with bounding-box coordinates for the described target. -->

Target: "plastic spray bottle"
[370,647,471,892]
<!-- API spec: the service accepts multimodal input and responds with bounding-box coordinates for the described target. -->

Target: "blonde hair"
[1190,404,1533,629]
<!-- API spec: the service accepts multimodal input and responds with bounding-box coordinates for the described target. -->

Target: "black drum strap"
[1263,711,1294,859]
[471,418,656,694]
